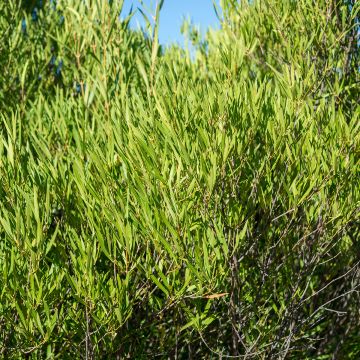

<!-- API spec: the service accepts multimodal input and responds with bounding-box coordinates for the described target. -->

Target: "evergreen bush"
[0,0,359,358]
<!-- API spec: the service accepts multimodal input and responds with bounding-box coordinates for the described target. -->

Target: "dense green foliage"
[0,0,359,358]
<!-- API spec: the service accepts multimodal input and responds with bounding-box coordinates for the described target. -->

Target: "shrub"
[0,0,359,358]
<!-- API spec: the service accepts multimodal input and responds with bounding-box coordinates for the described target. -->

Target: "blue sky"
[121,0,220,46]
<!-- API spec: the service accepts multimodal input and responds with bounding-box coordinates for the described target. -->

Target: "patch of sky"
[120,0,221,48]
